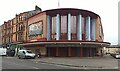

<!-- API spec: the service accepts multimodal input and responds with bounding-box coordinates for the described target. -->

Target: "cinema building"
[20,8,110,57]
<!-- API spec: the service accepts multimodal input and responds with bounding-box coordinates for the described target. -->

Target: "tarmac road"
[1,55,119,70]
[2,56,72,69]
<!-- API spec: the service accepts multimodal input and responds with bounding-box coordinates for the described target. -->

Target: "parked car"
[0,47,7,56]
[114,54,120,59]
[111,52,120,59]
[18,49,35,59]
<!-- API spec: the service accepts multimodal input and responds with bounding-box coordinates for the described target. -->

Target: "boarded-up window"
[71,16,77,40]
[60,16,67,39]
[52,16,56,34]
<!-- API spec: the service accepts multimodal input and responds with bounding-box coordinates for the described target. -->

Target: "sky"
[0,0,119,45]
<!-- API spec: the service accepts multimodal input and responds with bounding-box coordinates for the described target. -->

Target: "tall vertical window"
[51,16,56,40]
[60,16,67,39]
[71,16,77,40]
[99,24,104,40]
[90,18,96,41]
[82,17,85,40]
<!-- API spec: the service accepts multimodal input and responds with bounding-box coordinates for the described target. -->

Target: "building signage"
[29,20,43,36]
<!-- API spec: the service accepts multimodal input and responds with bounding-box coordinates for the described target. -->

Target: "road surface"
[2,56,72,69]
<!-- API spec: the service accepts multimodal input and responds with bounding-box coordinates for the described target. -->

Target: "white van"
[0,48,7,56]
[18,49,35,59]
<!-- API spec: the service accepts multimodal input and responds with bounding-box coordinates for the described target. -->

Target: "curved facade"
[21,8,110,57]
[45,8,103,41]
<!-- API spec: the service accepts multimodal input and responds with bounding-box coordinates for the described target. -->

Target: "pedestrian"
[101,50,103,56]
[37,52,41,58]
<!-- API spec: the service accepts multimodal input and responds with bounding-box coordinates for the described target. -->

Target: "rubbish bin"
[7,50,15,56]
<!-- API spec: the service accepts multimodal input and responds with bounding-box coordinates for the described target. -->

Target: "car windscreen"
[26,51,33,53]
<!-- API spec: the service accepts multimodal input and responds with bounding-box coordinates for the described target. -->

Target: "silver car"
[111,52,120,59]
[115,53,120,59]
[18,49,35,59]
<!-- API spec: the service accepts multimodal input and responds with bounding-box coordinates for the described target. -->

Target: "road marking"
[40,62,105,69]
[35,62,38,63]
[40,62,77,69]
[5,57,14,58]
[54,64,75,69]
[114,67,118,69]
[33,67,39,69]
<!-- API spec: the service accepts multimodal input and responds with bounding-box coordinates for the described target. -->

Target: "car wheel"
[24,56,26,59]
[18,55,21,59]
[31,56,35,59]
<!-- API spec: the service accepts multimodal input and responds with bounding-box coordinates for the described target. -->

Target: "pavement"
[32,55,119,69]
